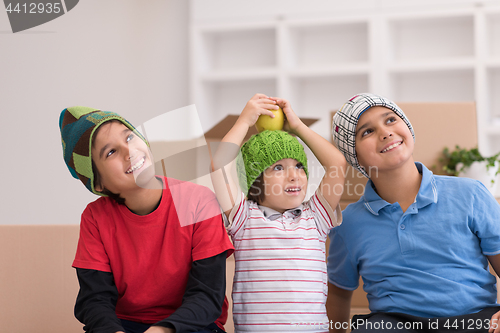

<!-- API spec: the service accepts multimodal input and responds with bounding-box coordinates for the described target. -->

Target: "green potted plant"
[441,145,500,195]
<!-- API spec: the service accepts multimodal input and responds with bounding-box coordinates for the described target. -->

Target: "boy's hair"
[59,106,148,196]
[247,173,266,204]
[237,130,308,197]
[332,93,415,178]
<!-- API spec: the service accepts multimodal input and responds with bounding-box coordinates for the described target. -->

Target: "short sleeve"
[309,189,343,238]
[470,182,500,256]
[73,206,112,272]
[226,191,250,238]
[190,190,235,261]
[327,228,359,291]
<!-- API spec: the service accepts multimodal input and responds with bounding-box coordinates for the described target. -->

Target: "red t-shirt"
[73,177,234,326]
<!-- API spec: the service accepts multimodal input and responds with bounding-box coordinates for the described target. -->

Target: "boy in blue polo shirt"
[327,93,500,333]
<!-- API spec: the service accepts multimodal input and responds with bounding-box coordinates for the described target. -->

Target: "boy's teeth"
[285,188,300,192]
[382,142,402,153]
[126,157,145,174]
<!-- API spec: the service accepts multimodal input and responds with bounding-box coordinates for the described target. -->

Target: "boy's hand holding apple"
[242,94,303,134]
[273,98,305,135]
[237,93,279,130]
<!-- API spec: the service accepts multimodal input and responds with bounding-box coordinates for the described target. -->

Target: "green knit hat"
[237,130,308,195]
[59,106,148,195]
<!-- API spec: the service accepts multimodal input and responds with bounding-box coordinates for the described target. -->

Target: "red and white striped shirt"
[227,190,342,332]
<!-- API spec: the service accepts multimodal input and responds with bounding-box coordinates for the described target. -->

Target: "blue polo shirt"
[327,162,500,317]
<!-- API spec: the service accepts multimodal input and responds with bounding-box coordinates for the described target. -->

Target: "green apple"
[255,107,285,132]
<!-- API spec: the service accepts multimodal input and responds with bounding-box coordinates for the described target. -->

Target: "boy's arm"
[151,251,228,333]
[211,93,278,217]
[276,98,347,212]
[487,254,500,333]
[327,282,354,333]
[74,268,126,333]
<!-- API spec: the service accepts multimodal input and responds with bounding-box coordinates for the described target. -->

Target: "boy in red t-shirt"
[59,106,234,333]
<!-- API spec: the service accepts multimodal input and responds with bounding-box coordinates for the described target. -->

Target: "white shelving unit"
[190,0,500,156]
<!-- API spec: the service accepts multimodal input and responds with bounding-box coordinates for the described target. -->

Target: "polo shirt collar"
[258,204,304,221]
[414,162,439,209]
[362,162,438,215]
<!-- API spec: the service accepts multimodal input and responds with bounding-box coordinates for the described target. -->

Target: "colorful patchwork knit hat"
[332,93,415,178]
[237,130,308,195]
[59,106,148,195]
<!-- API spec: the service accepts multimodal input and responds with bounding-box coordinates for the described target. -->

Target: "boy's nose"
[381,132,393,140]
[128,150,136,161]
[119,144,132,160]
[288,167,299,180]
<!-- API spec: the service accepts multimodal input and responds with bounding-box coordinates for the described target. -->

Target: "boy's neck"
[123,177,163,216]
[370,160,422,213]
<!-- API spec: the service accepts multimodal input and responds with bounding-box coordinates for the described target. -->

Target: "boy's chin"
[276,197,306,211]
[133,165,159,189]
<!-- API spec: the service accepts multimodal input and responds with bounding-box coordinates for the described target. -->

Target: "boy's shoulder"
[341,197,371,219]
[82,195,116,220]
[432,173,486,193]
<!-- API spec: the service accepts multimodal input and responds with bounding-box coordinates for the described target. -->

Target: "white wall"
[0,0,190,224]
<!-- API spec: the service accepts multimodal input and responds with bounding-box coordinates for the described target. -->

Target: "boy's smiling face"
[260,158,307,213]
[91,121,154,195]
[355,106,415,175]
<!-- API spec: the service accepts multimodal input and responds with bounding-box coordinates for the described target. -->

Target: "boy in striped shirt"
[211,93,346,332]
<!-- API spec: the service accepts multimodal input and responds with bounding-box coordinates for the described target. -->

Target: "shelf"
[288,74,369,138]
[286,63,370,78]
[391,69,474,102]
[201,78,277,125]
[388,15,474,62]
[486,59,500,69]
[197,26,276,71]
[200,68,278,82]
[488,68,500,120]
[486,125,500,135]
[286,21,368,68]
[486,125,500,156]
[191,4,500,159]
[486,12,500,58]
[389,58,475,73]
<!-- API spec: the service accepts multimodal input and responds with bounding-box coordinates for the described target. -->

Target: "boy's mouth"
[126,156,146,174]
[380,140,403,153]
[284,186,301,194]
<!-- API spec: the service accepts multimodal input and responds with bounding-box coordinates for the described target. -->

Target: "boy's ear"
[94,182,104,192]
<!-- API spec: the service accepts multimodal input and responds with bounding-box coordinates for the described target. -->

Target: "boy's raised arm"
[211,93,278,217]
[275,98,346,211]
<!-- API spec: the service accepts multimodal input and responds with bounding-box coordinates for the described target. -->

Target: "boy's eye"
[386,116,397,124]
[273,164,284,171]
[296,163,304,169]
[126,133,135,142]
[106,149,116,158]
[361,129,373,137]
